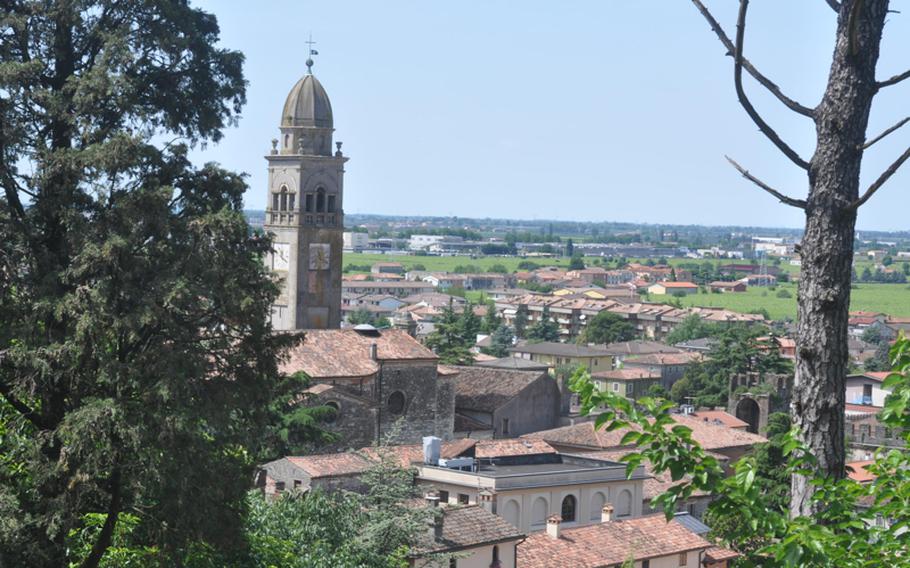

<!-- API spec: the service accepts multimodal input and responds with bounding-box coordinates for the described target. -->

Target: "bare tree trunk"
[791,0,889,517]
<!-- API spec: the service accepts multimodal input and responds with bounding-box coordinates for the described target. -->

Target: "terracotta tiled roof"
[474,439,556,458]
[517,514,711,568]
[576,450,714,500]
[690,410,749,429]
[451,366,548,413]
[454,412,492,432]
[846,460,876,483]
[360,439,478,468]
[279,329,437,379]
[601,341,683,356]
[420,505,524,554]
[591,369,660,381]
[624,352,703,366]
[286,453,372,478]
[525,414,766,452]
[509,342,612,357]
[704,546,740,563]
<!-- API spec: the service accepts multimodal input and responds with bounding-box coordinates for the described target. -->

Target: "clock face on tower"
[309,243,331,270]
[272,243,290,271]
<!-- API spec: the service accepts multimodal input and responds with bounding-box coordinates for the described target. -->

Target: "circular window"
[324,401,340,423]
[387,391,406,414]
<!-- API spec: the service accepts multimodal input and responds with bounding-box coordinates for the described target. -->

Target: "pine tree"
[425,301,473,365]
[527,307,561,342]
[514,305,530,339]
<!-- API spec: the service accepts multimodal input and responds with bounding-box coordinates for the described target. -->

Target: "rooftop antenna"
[305,33,318,74]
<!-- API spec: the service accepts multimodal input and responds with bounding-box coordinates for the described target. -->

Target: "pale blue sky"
[192,1,910,231]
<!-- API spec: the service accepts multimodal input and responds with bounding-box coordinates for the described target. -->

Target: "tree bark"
[792,0,889,517]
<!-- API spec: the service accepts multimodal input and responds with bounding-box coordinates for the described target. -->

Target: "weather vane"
[305,33,318,74]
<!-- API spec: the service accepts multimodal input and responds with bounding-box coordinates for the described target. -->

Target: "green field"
[651,282,910,320]
[342,253,568,273]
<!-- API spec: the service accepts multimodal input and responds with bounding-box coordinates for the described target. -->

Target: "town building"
[590,368,661,401]
[415,439,648,533]
[411,503,524,568]
[507,342,612,374]
[343,231,369,252]
[647,282,699,296]
[708,280,747,293]
[525,414,766,465]
[279,327,455,449]
[517,511,736,568]
[623,352,704,390]
[371,262,405,275]
[601,340,684,364]
[264,61,346,329]
[450,366,562,438]
[846,371,892,407]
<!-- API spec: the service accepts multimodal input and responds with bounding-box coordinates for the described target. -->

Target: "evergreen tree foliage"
[578,311,637,345]
[526,306,560,343]
[513,305,530,339]
[480,300,501,334]
[482,325,515,359]
[0,2,302,565]
[425,301,473,365]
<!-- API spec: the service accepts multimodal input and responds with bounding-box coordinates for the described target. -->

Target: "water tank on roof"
[423,436,441,466]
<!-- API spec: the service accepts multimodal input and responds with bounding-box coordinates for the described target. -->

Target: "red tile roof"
[690,410,749,430]
[474,439,556,458]
[517,514,711,568]
[525,414,766,452]
[846,460,876,483]
[591,369,660,381]
[704,546,740,563]
[286,453,372,478]
[279,329,437,379]
[654,281,698,288]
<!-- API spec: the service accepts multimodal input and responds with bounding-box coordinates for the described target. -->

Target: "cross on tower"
[305,33,318,74]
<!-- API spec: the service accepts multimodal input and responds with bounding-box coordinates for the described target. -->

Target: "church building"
[264,56,346,330]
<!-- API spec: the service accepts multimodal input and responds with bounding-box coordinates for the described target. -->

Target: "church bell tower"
[265,55,346,330]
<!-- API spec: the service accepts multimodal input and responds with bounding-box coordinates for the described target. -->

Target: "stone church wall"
[379,362,454,444]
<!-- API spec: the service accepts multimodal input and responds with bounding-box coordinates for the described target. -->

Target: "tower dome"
[281,74,333,128]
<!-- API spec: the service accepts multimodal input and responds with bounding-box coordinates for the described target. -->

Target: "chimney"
[479,489,494,513]
[369,342,378,361]
[546,514,562,539]
[425,492,440,508]
[601,504,615,523]
[425,508,444,541]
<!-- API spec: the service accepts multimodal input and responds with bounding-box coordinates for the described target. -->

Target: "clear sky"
[191,1,910,232]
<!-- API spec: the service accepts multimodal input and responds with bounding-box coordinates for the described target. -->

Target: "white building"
[343,231,369,252]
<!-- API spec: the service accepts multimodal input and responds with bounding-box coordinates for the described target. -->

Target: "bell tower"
[265,55,347,330]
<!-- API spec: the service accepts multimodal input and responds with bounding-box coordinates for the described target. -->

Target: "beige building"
[415,439,647,534]
[647,282,699,296]
[507,342,612,374]
[591,368,661,400]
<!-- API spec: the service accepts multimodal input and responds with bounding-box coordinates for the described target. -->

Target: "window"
[678,551,687,566]
[612,382,620,392]
[458,493,469,505]
[324,401,339,423]
[626,383,634,395]
[642,561,650,568]
[438,490,449,504]
[288,193,296,211]
[501,418,510,436]
[316,188,325,212]
[272,193,279,210]
[293,480,302,489]
[328,194,336,213]
[492,545,499,565]
[279,188,288,211]
[305,193,313,212]
[387,391,406,414]
[274,481,285,493]
[449,559,457,568]
[561,495,577,523]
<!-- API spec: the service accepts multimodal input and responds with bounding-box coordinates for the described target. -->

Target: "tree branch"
[0,351,49,430]
[690,0,816,118]
[877,68,910,89]
[861,116,910,150]
[824,0,841,12]
[732,0,811,170]
[79,468,122,568]
[848,145,910,210]
[726,156,807,208]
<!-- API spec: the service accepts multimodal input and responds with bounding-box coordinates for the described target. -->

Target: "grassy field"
[342,253,568,273]
[652,282,910,320]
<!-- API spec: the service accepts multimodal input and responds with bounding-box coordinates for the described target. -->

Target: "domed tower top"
[281,73,333,129]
